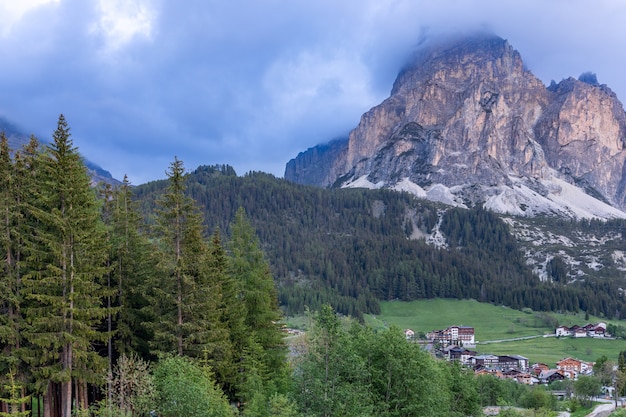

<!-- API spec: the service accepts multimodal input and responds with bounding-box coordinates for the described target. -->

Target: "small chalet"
[404,329,415,340]
[531,363,549,376]
[555,326,570,337]
[583,322,606,337]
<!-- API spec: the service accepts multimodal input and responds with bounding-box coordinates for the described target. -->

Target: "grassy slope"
[363,299,625,366]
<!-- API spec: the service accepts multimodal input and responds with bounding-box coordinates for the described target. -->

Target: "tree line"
[134,164,626,320]
[0,116,287,416]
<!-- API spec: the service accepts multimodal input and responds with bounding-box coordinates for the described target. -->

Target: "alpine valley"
[130,24,626,318]
[6,33,626,321]
[281,33,626,317]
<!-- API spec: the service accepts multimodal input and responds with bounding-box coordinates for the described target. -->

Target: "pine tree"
[102,176,155,361]
[0,134,30,414]
[22,115,111,417]
[0,368,30,417]
[149,157,226,359]
[200,230,231,374]
[208,229,245,400]
[228,208,288,391]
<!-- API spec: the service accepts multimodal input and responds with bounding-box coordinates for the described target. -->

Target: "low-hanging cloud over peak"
[1,0,625,184]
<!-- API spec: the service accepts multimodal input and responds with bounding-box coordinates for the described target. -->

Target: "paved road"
[479,334,551,344]
[488,402,615,417]
[585,402,615,417]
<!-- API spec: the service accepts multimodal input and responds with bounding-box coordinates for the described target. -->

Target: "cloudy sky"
[1,0,625,184]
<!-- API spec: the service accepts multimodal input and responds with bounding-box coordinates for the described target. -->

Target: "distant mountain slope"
[133,165,626,320]
[285,33,626,220]
[0,117,32,150]
[0,116,121,186]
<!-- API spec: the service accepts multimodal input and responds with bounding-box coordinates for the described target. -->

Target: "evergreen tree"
[101,177,155,361]
[149,157,225,359]
[228,208,288,391]
[0,134,30,414]
[22,115,111,417]
[205,229,239,398]
[0,368,30,417]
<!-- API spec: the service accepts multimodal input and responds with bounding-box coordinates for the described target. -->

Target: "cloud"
[0,0,61,36]
[1,0,626,184]
[90,0,156,54]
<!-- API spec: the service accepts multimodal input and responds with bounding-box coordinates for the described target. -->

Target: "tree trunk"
[61,344,72,417]
[177,216,183,356]
[43,383,52,417]
[81,380,88,410]
[74,379,87,411]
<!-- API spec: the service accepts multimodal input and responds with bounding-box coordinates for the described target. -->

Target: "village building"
[497,355,529,371]
[404,329,415,340]
[475,368,503,379]
[471,354,499,368]
[426,325,475,347]
[445,346,477,364]
[538,369,565,384]
[556,357,594,376]
[555,322,607,338]
[502,369,537,385]
[555,326,570,337]
[530,363,549,376]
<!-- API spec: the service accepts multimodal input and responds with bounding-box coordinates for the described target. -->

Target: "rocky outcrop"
[536,78,626,207]
[284,137,348,186]
[285,33,626,218]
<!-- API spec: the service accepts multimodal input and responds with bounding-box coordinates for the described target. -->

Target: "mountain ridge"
[285,33,626,220]
[0,116,121,186]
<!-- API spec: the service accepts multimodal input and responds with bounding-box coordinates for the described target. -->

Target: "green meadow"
[362,299,626,366]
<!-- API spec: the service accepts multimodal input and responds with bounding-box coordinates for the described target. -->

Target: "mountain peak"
[392,32,514,95]
[285,33,626,220]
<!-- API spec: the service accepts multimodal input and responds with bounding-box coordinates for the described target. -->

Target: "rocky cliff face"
[284,137,348,186]
[285,33,626,219]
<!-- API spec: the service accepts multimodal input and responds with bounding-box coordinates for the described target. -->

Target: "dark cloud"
[1,0,625,184]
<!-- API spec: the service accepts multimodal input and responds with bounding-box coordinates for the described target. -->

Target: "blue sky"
[1,0,626,184]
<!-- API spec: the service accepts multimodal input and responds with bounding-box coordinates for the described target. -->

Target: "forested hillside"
[133,165,626,320]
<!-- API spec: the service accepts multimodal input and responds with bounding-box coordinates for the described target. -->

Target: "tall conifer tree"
[150,157,226,359]
[0,134,19,363]
[22,115,111,417]
[101,176,155,361]
[207,229,243,399]
[228,208,288,392]
[0,134,30,414]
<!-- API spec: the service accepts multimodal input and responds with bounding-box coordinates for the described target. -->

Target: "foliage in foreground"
[153,356,234,417]
[291,305,482,417]
[0,118,288,415]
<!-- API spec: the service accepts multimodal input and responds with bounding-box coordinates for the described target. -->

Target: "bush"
[153,356,234,417]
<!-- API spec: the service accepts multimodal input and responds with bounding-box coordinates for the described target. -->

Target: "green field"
[475,336,626,366]
[361,299,626,366]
